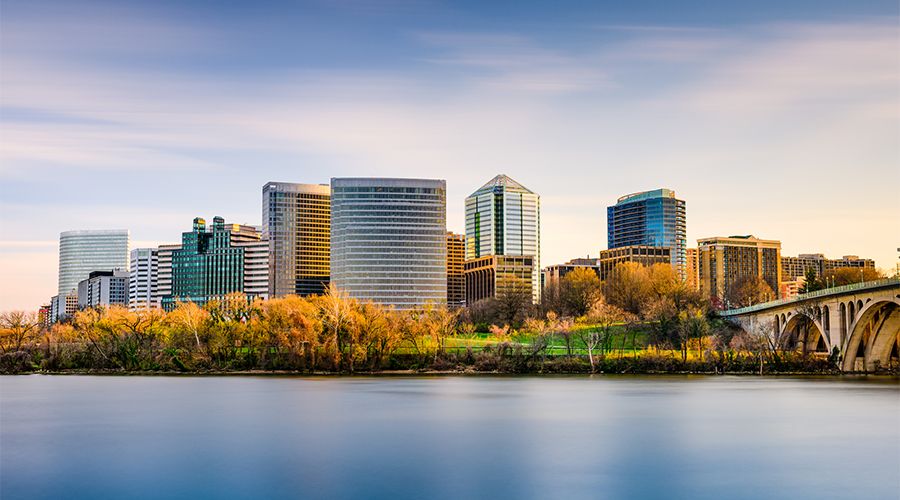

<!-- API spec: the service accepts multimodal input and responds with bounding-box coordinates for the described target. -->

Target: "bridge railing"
[719,278,900,317]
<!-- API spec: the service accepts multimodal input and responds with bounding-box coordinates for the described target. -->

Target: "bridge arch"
[782,312,828,354]
[841,300,900,372]
[839,303,847,340]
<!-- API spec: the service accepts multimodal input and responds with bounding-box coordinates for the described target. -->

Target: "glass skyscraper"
[262,182,331,297]
[465,174,540,303]
[607,188,686,280]
[331,178,447,309]
[58,229,130,295]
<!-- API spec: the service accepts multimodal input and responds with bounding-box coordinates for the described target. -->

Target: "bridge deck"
[719,278,900,317]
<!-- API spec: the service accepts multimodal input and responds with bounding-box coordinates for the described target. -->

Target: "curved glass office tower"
[58,230,130,295]
[331,178,447,309]
[607,188,686,280]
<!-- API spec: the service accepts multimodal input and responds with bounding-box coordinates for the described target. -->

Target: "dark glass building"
[607,188,686,280]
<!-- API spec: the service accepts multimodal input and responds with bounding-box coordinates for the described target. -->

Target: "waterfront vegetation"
[0,262,872,375]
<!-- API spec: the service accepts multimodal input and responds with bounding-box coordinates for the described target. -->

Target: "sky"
[1,0,898,311]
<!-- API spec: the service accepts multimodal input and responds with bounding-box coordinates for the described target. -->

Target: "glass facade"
[607,188,686,280]
[262,182,331,297]
[58,230,129,295]
[464,175,541,303]
[162,217,259,311]
[331,178,447,309]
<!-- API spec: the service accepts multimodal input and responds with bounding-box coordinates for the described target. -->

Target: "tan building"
[542,257,601,289]
[447,232,465,308]
[685,247,700,291]
[464,255,535,305]
[782,253,876,280]
[597,246,671,281]
[698,235,782,304]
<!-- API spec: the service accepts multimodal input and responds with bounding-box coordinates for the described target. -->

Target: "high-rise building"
[331,178,447,309]
[447,232,465,308]
[129,248,158,310]
[262,182,331,297]
[686,247,700,291]
[698,235,782,305]
[58,230,129,295]
[156,243,181,301]
[465,174,540,303]
[77,270,130,309]
[464,255,536,305]
[597,245,672,281]
[607,189,686,280]
[161,217,269,310]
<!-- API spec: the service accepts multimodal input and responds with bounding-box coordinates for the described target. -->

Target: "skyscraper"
[697,235,782,305]
[331,178,447,309]
[162,217,268,310]
[465,174,540,303]
[129,248,158,310]
[262,182,331,297]
[58,230,129,295]
[607,188,686,280]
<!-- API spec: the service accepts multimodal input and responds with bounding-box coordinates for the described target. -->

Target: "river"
[1,375,898,499]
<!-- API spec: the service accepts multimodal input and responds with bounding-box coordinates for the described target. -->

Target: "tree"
[0,311,41,353]
[823,267,884,286]
[725,276,775,308]
[560,267,602,317]
[585,302,628,356]
[602,262,652,315]
[798,268,822,294]
[677,307,709,362]
[317,283,356,371]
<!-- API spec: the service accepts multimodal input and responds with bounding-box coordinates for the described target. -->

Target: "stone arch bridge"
[720,278,900,372]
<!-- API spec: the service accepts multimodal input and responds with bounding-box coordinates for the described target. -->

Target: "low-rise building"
[598,245,672,281]
[77,270,130,309]
[464,255,535,305]
[49,291,78,323]
[782,253,876,280]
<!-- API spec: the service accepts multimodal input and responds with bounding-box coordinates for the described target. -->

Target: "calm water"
[1,376,898,500]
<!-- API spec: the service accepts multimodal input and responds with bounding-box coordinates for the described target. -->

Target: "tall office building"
[465,174,541,303]
[262,182,331,297]
[331,178,447,309]
[77,270,129,309]
[607,189,686,280]
[58,230,129,295]
[161,217,269,310]
[698,235,782,305]
[156,243,181,301]
[447,232,465,308]
[129,248,158,310]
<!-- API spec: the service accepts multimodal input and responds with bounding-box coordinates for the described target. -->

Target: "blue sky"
[1,0,898,310]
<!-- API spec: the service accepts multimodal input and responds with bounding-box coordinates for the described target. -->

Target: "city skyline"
[2,0,899,310]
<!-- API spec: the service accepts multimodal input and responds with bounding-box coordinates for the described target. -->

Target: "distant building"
[780,276,805,300]
[781,253,876,280]
[447,232,465,308]
[465,255,536,305]
[598,245,672,281]
[262,182,331,297]
[129,248,158,310]
[162,217,269,310]
[465,174,540,303]
[49,291,78,323]
[58,230,129,296]
[38,304,51,329]
[77,270,129,309]
[607,188,686,280]
[331,178,447,309]
[698,235,782,304]
[543,258,602,288]
[686,247,700,291]
[156,243,181,302]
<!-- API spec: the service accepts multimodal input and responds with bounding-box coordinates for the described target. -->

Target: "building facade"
[77,270,130,309]
[598,245,672,281]
[331,178,447,309]
[162,217,269,310]
[781,253,876,281]
[542,258,602,288]
[607,189,686,280]
[447,232,465,308]
[464,255,536,305]
[49,291,78,323]
[58,230,129,295]
[698,235,782,305]
[129,248,158,310]
[685,247,700,291]
[156,243,181,302]
[465,174,540,303]
[262,182,331,297]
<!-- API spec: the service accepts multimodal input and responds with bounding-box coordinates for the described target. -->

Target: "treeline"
[0,262,852,374]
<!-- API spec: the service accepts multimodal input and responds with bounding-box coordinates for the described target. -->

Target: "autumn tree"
[560,267,602,318]
[725,276,775,308]
[0,311,41,353]
[602,262,651,315]
[823,267,884,286]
